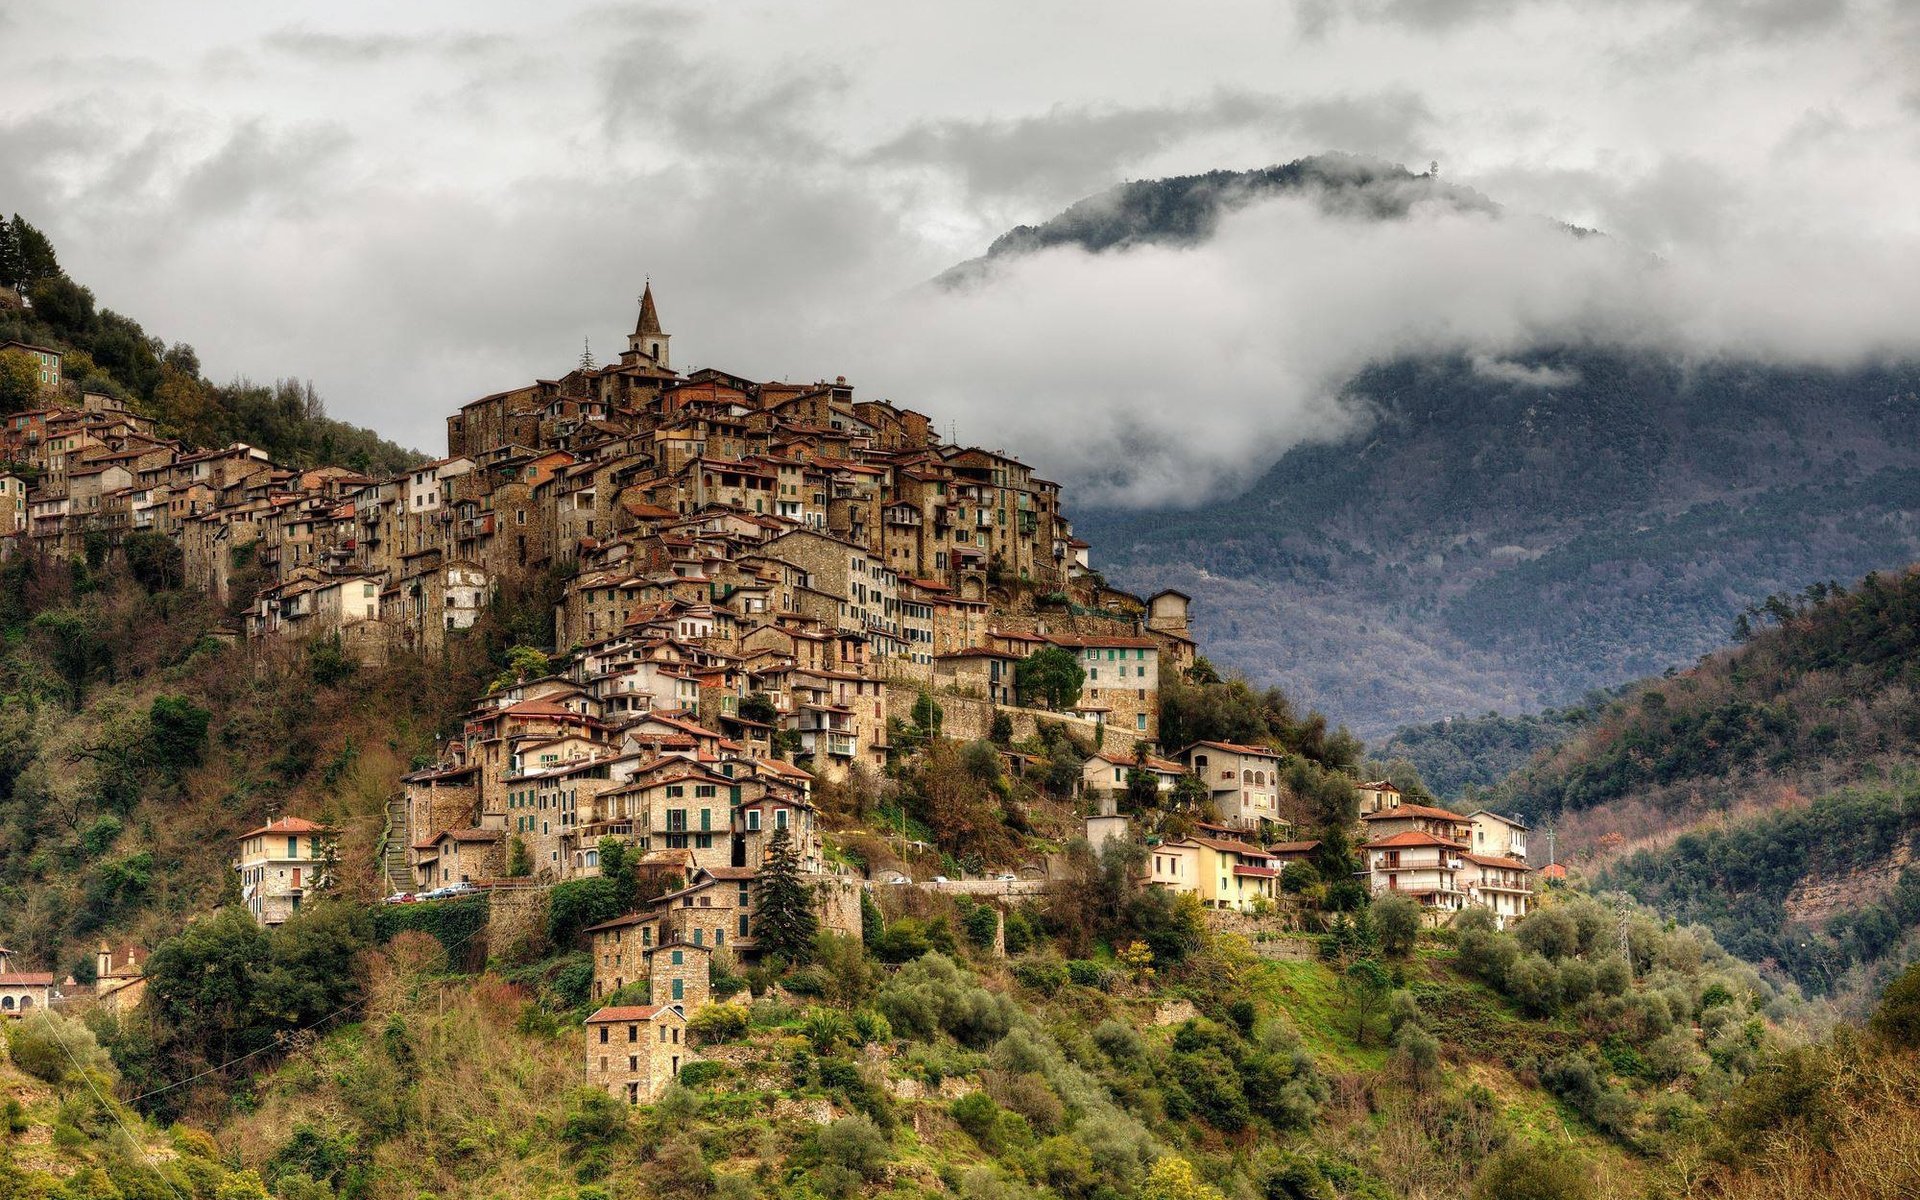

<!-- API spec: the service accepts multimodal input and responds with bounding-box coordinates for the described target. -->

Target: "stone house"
[0,947,54,1017]
[585,1003,689,1105]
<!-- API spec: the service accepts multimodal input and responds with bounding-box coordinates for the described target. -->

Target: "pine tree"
[755,825,817,964]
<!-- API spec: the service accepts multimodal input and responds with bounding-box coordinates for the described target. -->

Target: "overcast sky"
[4,1,1917,503]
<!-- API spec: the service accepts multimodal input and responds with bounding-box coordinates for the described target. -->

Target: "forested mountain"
[0,213,422,475]
[1379,703,1599,801]
[1485,567,1920,1003]
[952,161,1920,735]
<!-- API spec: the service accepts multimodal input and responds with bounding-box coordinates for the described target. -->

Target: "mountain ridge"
[941,162,1920,732]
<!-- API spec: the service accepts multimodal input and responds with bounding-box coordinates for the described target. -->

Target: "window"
[746,810,761,832]
[599,1026,609,1044]
[775,809,789,831]
[628,1024,638,1043]
[671,978,684,1000]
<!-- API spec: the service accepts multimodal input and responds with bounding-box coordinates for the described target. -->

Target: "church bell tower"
[626,281,670,369]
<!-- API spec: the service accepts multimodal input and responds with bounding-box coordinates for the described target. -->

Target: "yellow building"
[234,816,338,926]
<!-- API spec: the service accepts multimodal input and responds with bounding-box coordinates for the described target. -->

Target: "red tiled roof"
[1267,840,1322,854]
[0,973,54,986]
[1463,852,1531,871]
[585,1004,678,1023]
[237,816,334,840]
[1182,740,1279,758]
[1363,830,1466,850]
[1361,803,1468,822]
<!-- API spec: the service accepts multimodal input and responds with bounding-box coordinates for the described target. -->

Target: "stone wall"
[881,682,1143,759]
[809,873,866,940]
[486,886,551,963]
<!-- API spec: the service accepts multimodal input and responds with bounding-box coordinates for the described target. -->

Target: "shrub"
[1012,958,1068,996]
[818,1114,891,1180]
[678,1060,728,1088]
[1067,960,1111,988]
[850,1009,892,1045]
[1871,959,1920,1049]
[1472,1142,1594,1200]
[688,1005,749,1045]
[5,1011,113,1085]
[950,1092,1001,1146]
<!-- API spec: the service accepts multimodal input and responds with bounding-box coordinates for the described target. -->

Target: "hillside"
[113,882,1843,1200]
[1484,566,1920,1001]
[948,162,1920,735]
[0,213,422,475]
[0,549,518,981]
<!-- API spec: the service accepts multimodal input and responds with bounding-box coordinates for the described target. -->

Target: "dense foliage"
[1504,569,1920,820]
[1602,777,1920,997]
[1381,704,1597,799]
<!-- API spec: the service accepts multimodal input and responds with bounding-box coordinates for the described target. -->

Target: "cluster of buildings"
[3,290,1196,774]
[1084,767,1537,928]
[1355,781,1535,928]
[0,943,148,1020]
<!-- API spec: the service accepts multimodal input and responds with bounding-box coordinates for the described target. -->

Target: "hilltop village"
[0,289,1537,1106]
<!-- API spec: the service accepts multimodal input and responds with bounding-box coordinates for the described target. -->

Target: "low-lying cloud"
[831,190,1920,508]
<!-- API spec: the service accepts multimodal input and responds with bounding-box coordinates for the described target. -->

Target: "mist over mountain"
[938,157,1920,733]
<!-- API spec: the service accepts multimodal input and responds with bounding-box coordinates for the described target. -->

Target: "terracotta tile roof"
[1462,852,1531,871]
[1362,830,1466,850]
[1267,840,1322,854]
[1361,803,1468,822]
[1182,740,1280,758]
[237,816,335,839]
[0,973,54,986]
[585,1004,679,1023]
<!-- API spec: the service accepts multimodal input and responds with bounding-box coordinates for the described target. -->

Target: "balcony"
[825,733,856,758]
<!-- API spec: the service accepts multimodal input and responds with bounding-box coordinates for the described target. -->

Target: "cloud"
[866,90,1433,207]
[1472,356,1581,388]
[833,191,1920,508]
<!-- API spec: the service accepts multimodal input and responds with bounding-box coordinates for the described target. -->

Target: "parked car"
[932,875,950,884]
[443,881,482,898]
[382,892,415,905]
[881,872,912,885]
[995,873,1016,882]
[417,886,452,901]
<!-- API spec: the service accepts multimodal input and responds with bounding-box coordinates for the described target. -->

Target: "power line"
[45,1012,193,1200]
[128,902,494,1104]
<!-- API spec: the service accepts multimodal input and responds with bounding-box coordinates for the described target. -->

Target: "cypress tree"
[756,825,817,964]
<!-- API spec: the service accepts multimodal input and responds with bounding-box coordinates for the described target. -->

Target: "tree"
[1141,1156,1226,1200]
[599,837,638,911]
[0,349,42,416]
[489,644,550,692]
[1340,958,1393,1046]
[1871,959,1920,1049]
[31,608,110,709]
[1373,893,1421,958]
[1014,646,1085,711]
[122,530,184,592]
[148,695,211,782]
[0,215,60,290]
[755,825,818,964]
[1124,745,1161,811]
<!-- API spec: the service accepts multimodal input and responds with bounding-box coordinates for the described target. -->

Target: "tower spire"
[635,280,662,336]
[627,278,671,369]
